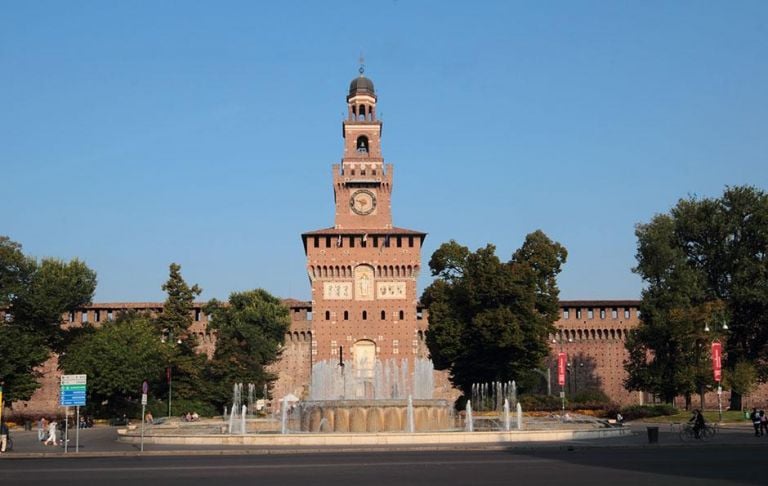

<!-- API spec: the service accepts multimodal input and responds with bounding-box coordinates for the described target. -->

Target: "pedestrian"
[0,421,9,453]
[750,408,761,437]
[616,412,624,425]
[38,416,48,441]
[689,409,706,439]
[44,420,57,446]
[760,410,768,437]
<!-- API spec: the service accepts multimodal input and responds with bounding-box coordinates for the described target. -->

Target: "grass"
[637,410,747,423]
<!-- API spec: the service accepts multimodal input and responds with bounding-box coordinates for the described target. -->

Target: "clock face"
[350,189,377,215]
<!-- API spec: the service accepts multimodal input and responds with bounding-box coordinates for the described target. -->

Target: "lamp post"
[705,318,728,422]
[552,332,572,416]
[162,331,182,418]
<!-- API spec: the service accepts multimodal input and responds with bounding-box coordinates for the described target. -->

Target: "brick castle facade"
[5,71,763,416]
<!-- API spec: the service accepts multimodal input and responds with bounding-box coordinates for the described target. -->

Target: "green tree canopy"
[422,231,567,396]
[156,263,206,402]
[59,312,169,416]
[0,236,96,402]
[626,185,768,407]
[204,289,290,408]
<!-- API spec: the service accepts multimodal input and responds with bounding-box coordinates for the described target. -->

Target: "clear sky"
[2,1,767,303]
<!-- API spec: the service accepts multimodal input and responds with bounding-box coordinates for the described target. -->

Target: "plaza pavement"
[2,420,765,459]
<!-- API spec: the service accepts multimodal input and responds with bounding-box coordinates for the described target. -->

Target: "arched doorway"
[352,339,376,399]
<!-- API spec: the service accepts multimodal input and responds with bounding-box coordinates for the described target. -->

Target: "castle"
[10,70,754,416]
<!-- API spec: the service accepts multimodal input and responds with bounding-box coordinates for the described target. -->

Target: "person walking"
[44,419,57,446]
[37,417,48,441]
[750,408,761,437]
[760,410,768,437]
[0,421,9,453]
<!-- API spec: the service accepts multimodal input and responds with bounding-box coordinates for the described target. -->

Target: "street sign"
[141,393,148,406]
[60,374,87,407]
[142,380,149,394]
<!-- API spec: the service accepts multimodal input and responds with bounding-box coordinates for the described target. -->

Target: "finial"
[358,53,365,76]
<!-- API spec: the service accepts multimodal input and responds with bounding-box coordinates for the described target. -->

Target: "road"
[1,447,765,485]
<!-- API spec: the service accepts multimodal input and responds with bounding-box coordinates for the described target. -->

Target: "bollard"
[647,426,659,444]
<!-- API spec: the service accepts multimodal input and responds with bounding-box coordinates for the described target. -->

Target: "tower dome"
[349,74,375,97]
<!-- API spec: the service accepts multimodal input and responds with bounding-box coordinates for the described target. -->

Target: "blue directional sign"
[60,375,87,407]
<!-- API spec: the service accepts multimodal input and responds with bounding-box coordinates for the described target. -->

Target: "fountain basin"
[298,399,452,433]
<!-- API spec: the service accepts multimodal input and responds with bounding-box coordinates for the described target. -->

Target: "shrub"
[619,404,678,421]
[518,394,562,411]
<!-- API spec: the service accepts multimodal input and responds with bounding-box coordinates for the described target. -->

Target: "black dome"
[349,75,375,96]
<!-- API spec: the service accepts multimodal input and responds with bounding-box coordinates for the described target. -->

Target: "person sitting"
[690,409,706,438]
[145,411,154,424]
[191,411,199,422]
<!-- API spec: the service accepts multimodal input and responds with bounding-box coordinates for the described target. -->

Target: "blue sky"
[2,1,767,303]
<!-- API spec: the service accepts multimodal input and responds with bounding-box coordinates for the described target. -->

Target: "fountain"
[502,399,511,431]
[465,400,473,432]
[470,381,517,412]
[516,401,523,430]
[298,357,453,432]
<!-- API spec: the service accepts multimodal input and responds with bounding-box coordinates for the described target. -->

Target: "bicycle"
[677,422,716,441]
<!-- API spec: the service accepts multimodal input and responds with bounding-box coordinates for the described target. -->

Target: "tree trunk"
[699,384,706,411]
[684,393,691,411]
[730,391,743,411]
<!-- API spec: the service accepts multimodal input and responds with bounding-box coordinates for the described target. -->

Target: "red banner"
[557,352,567,386]
[712,342,722,382]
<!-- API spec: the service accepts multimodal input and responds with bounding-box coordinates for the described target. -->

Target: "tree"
[625,186,768,408]
[0,236,96,402]
[156,263,206,403]
[422,231,567,397]
[59,312,169,416]
[204,289,290,408]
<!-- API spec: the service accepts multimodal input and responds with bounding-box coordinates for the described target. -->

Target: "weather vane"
[358,53,365,75]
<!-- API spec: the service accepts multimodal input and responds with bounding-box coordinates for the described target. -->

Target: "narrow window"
[326,236,332,248]
[373,236,379,247]
[69,312,75,323]
[361,237,367,248]
[381,310,386,320]
[344,311,349,320]
[408,236,414,247]
[325,311,330,320]
[600,309,606,319]
[624,309,630,319]
[350,236,355,248]
[107,310,114,321]
[417,310,423,320]
[313,237,319,248]
[612,308,618,319]
[588,308,594,319]
[195,309,201,321]
[576,308,582,319]
[307,311,313,321]
[95,310,101,322]
[362,310,367,320]
[563,309,570,319]
[397,236,402,248]
[399,310,404,320]
[81,312,88,323]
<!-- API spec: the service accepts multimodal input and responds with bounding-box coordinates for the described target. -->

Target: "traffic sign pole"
[76,406,80,453]
[64,407,69,453]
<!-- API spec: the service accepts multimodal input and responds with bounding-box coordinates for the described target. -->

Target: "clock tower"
[301,67,427,398]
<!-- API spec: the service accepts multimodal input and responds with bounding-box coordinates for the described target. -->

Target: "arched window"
[399,310,404,320]
[325,310,330,321]
[381,310,386,320]
[356,135,369,153]
[362,310,367,320]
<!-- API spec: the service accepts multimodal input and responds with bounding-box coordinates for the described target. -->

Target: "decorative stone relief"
[376,281,406,299]
[323,282,352,300]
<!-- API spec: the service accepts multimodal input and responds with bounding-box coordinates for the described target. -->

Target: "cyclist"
[689,409,706,439]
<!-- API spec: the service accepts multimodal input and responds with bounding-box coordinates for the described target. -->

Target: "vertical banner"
[712,341,722,382]
[557,352,567,386]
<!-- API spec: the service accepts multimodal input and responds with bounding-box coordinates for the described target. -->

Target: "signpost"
[60,374,87,453]
[141,380,148,452]
[557,352,567,413]
[712,341,723,421]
